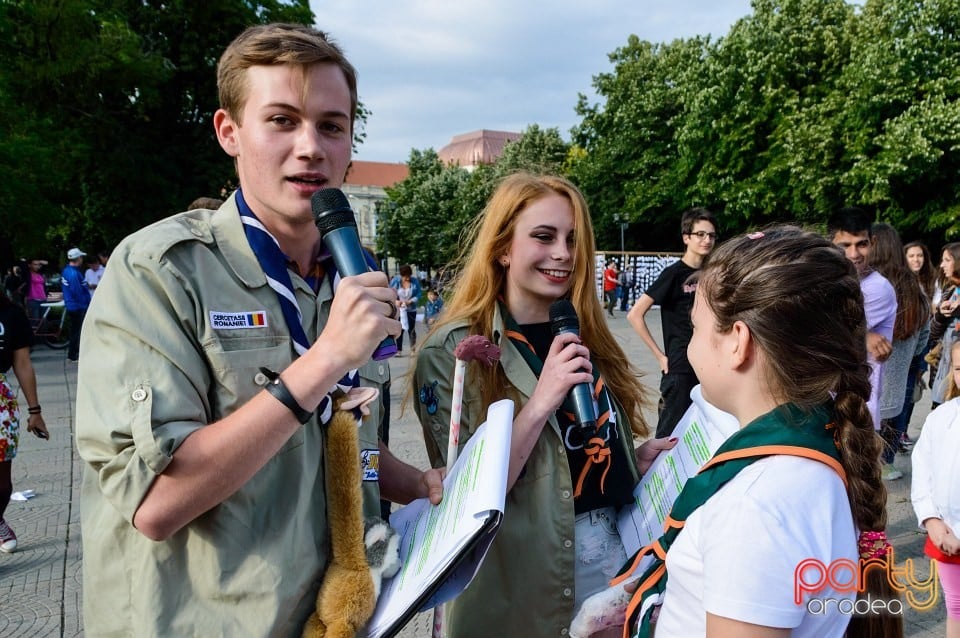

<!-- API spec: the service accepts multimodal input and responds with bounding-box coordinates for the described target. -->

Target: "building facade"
[342,161,409,248]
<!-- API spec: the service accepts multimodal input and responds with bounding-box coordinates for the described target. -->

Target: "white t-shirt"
[655,456,856,638]
[85,266,104,291]
[912,398,960,532]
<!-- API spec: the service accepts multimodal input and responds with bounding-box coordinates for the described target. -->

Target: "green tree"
[570,0,959,245]
[379,149,449,268]
[670,0,856,229]
[0,0,380,266]
[571,35,710,250]
[494,124,569,176]
[836,0,960,237]
[381,125,572,269]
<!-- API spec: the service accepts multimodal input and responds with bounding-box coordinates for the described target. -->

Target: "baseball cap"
[67,248,86,260]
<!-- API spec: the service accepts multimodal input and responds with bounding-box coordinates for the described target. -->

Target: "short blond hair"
[217,23,357,126]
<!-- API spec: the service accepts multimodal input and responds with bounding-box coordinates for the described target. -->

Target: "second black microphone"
[549,299,598,437]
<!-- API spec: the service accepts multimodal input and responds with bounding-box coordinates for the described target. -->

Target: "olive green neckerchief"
[615,402,846,638]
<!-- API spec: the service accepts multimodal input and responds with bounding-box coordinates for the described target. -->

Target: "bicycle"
[31,300,70,349]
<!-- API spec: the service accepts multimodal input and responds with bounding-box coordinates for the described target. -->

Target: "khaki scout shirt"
[413,306,639,638]
[75,193,387,637]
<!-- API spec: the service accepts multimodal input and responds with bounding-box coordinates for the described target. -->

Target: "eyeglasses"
[686,231,718,241]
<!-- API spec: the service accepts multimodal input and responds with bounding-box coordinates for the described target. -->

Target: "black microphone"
[311,187,397,361]
[549,299,598,438]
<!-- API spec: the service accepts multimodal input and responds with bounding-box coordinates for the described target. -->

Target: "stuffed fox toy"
[303,390,400,638]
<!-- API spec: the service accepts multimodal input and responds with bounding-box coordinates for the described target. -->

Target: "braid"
[833,374,887,533]
[822,272,903,638]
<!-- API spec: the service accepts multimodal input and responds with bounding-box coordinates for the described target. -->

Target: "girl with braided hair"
[620,225,901,638]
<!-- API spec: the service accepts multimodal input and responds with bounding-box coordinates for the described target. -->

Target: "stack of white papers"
[617,386,740,561]
[365,399,514,638]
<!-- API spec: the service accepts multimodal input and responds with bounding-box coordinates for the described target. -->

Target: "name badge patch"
[210,311,268,329]
[361,449,380,482]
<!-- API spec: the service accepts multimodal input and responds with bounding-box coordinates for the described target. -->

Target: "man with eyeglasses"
[628,207,718,437]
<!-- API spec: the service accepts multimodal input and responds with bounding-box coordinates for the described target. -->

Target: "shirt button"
[563,587,572,598]
[131,388,148,402]
[563,539,572,548]
[254,372,269,386]
[558,445,565,455]
[561,630,569,636]
[561,490,571,499]
[378,365,385,376]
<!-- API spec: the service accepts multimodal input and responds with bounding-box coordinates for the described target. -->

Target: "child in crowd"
[929,243,960,407]
[621,226,900,638]
[911,338,960,638]
[390,264,421,354]
[424,288,443,328]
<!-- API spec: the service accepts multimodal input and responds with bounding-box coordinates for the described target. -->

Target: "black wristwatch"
[259,367,313,424]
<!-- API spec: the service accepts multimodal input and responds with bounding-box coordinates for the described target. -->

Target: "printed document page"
[365,399,514,638]
[617,386,739,559]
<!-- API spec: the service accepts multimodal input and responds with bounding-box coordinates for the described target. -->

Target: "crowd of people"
[1,247,108,552]
[3,19,959,638]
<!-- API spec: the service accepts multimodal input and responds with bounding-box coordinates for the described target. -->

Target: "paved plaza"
[0,309,947,637]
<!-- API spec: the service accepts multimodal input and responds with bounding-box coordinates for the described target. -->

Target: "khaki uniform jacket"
[75,193,387,637]
[413,305,639,638]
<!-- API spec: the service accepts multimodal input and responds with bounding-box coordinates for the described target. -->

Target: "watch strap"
[259,367,313,425]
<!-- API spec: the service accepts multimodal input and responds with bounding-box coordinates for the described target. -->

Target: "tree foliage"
[0,0,356,265]
[571,0,960,250]
[378,125,570,270]
[571,35,712,250]
[4,0,957,266]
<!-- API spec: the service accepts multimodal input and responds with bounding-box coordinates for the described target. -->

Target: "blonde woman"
[413,173,672,638]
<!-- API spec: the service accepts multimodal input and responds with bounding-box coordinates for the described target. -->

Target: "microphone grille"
[312,188,357,235]
[549,299,579,335]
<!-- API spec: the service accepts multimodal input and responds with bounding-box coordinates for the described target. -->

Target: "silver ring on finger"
[388,302,399,320]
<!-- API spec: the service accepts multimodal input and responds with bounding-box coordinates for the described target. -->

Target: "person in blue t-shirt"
[424,288,443,328]
[61,247,92,362]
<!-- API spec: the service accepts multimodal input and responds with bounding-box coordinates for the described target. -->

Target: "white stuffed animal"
[569,579,636,638]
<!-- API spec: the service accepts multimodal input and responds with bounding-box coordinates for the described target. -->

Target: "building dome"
[437,129,521,168]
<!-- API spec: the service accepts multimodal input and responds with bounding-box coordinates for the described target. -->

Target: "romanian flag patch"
[210,311,269,329]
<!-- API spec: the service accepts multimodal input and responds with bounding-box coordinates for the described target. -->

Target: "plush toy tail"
[324,410,371,571]
[302,407,377,638]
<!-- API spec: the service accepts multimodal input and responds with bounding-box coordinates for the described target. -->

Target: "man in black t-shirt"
[627,207,717,437]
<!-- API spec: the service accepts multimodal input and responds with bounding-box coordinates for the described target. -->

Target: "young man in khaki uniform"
[75,23,441,636]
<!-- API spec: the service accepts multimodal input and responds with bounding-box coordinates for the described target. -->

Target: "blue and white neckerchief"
[236,189,358,425]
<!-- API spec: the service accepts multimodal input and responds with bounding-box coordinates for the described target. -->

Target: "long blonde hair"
[428,172,649,436]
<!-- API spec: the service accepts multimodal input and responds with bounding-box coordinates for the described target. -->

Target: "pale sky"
[309,1,755,163]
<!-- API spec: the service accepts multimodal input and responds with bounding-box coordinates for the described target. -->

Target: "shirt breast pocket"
[204,339,304,452]
[358,359,390,444]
